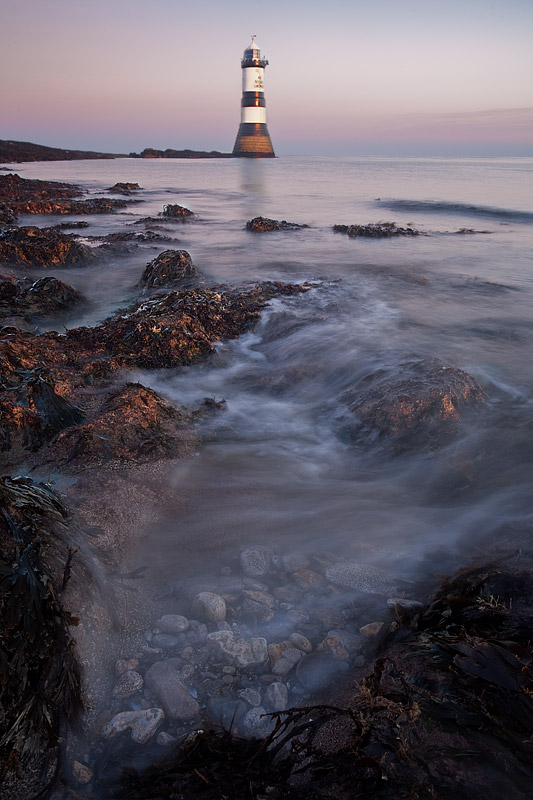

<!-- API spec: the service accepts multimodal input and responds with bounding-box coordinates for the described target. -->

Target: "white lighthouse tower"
[232,36,275,158]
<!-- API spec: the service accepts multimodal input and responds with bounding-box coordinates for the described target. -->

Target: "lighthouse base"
[232,123,275,158]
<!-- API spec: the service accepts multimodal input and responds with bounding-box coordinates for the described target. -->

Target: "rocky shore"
[1,171,531,800]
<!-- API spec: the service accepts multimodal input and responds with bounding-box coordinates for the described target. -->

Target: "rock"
[115,658,140,676]
[242,705,272,737]
[317,635,349,660]
[240,546,273,578]
[333,222,420,237]
[289,632,313,653]
[161,203,193,219]
[325,561,399,595]
[156,731,177,747]
[151,633,180,649]
[72,761,93,785]
[144,660,200,721]
[387,597,425,619]
[239,590,276,622]
[0,276,86,318]
[291,568,324,590]
[191,592,226,623]
[272,656,297,677]
[206,631,268,670]
[286,608,310,624]
[281,553,310,573]
[265,682,289,712]
[112,670,144,699]
[360,622,385,637]
[344,360,485,451]
[238,688,262,707]
[0,226,94,267]
[295,653,349,692]
[156,614,190,634]
[140,249,198,287]
[101,708,164,744]
[108,182,142,194]
[245,217,308,232]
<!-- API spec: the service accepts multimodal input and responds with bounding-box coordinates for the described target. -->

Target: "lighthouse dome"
[243,36,261,60]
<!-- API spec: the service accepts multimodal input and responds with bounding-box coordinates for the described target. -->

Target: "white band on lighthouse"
[241,106,266,124]
[243,68,264,92]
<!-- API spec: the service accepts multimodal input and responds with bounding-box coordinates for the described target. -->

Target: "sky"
[1,0,532,156]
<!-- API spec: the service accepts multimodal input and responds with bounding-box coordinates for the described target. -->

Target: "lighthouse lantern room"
[232,36,275,158]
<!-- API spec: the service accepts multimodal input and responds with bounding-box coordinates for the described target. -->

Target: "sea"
[13,154,533,586]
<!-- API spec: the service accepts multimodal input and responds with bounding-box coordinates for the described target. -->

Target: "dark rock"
[0,173,129,216]
[206,697,247,731]
[240,545,273,577]
[238,590,276,623]
[344,359,485,451]
[161,204,193,219]
[245,216,309,232]
[333,222,420,237]
[144,659,200,720]
[108,182,142,195]
[140,249,198,287]
[17,277,85,315]
[0,226,94,267]
[295,652,349,691]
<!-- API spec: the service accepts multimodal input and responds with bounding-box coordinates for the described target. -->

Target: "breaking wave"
[376,198,533,222]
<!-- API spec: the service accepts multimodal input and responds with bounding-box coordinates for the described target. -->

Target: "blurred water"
[11,155,533,580]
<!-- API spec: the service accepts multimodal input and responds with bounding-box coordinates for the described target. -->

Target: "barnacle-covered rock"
[246,216,308,232]
[140,249,198,287]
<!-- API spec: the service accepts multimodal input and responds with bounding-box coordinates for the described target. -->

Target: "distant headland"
[0,140,234,163]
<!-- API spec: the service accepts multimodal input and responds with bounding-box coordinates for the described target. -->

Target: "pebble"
[206,631,268,670]
[291,568,324,590]
[242,706,272,737]
[156,614,190,634]
[112,670,144,699]
[240,546,273,578]
[272,657,296,677]
[157,731,177,747]
[144,660,200,721]
[317,634,349,660]
[222,674,234,685]
[101,708,164,744]
[325,561,399,594]
[360,621,385,637]
[281,553,310,573]
[238,688,262,706]
[115,658,139,676]
[192,592,227,623]
[387,597,424,618]
[286,608,310,624]
[151,633,180,649]
[265,682,289,712]
[72,760,93,785]
[239,590,276,622]
[289,633,313,653]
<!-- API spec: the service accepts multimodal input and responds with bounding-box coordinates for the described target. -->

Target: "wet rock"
[242,705,272,737]
[0,173,128,216]
[151,634,180,649]
[286,608,310,624]
[108,182,142,195]
[101,708,164,744]
[112,670,144,699]
[115,658,140,676]
[333,222,420,237]
[239,590,276,622]
[206,631,268,670]
[238,688,262,706]
[360,621,385,637]
[191,592,227,623]
[272,657,297,677]
[317,634,349,660]
[144,660,200,721]
[387,597,425,620]
[156,614,190,634]
[344,360,485,451]
[325,561,399,595]
[245,216,309,232]
[20,276,85,315]
[289,632,313,653]
[0,226,94,267]
[295,653,349,692]
[140,249,198,287]
[156,731,177,747]
[265,682,289,712]
[280,553,310,573]
[72,761,93,785]
[161,203,193,219]
[291,567,324,591]
[240,545,273,578]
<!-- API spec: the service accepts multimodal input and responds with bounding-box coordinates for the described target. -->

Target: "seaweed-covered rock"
[344,359,484,450]
[0,226,94,267]
[161,203,193,219]
[140,249,198,287]
[246,216,308,232]
[333,222,420,237]
[108,182,142,195]
[20,276,84,314]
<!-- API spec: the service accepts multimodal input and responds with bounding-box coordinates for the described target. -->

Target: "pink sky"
[1,0,532,155]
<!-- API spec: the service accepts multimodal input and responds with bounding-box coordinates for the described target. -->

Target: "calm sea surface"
[13,155,533,583]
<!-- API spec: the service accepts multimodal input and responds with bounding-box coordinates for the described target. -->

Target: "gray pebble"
[156,614,189,634]
[238,688,262,707]
[265,682,289,712]
[289,633,313,653]
[240,546,273,578]
[192,592,227,623]
[112,670,144,699]
[151,634,180,649]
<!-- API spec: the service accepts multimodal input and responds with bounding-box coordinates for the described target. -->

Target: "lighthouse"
[232,36,275,158]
